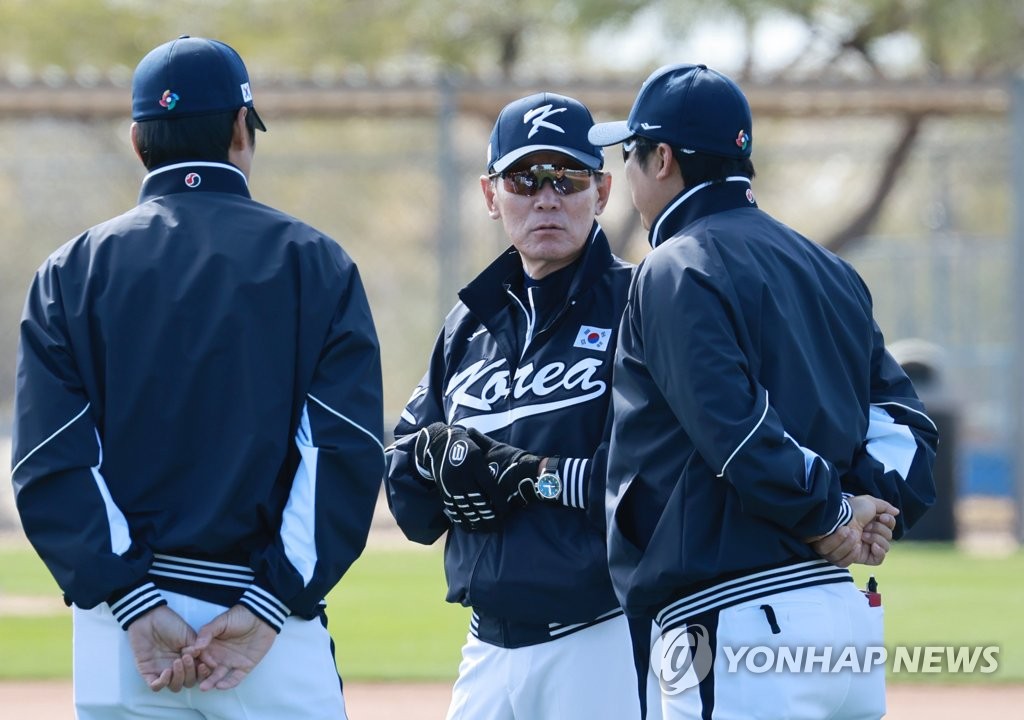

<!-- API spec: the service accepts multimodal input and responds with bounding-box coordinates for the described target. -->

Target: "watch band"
[534,456,562,501]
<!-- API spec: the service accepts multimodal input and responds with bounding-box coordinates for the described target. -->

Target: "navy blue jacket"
[386,224,633,632]
[606,178,938,627]
[11,161,385,631]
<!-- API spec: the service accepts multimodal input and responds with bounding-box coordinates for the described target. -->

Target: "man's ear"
[654,143,676,181]
[230,107,251,152]
[594,172,612,217]
[480,175,501,219]
[129,122,145,165]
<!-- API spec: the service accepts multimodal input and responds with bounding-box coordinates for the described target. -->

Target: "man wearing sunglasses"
[385,92,650,719]
[589,64,938,719]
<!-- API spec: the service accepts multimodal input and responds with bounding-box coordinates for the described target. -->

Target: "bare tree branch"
[768,24,825,82]
[499,28,521,81]
[738,17,755,82]
[822,111,926,254]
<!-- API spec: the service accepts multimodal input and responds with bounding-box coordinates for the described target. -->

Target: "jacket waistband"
[150,553,255,587]
[147,553,255,608]
[471,607,623,649]
[656,559,853,632]
[146,553,326,614]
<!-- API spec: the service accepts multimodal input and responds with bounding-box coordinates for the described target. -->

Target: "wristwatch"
[534,457,562,501]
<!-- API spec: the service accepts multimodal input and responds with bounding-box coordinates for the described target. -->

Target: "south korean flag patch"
[573,325,611,351]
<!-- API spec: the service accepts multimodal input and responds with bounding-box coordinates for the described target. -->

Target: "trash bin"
[887,339,957,541]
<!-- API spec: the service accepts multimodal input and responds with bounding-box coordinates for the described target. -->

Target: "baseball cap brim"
[588,121,632,147]
[250,106,267,132]
[490,145,603,173]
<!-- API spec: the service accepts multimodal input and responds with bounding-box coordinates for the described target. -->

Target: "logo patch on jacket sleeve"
[573,325,611,351]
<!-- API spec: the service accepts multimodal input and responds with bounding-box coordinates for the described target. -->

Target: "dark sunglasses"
[489,164,599,197]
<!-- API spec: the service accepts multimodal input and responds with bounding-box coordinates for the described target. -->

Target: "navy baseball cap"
[132,35,267,131]
[589,63,751,159]
[487,92,604,173]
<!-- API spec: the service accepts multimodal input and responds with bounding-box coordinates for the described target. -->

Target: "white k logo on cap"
[524,105,568,138]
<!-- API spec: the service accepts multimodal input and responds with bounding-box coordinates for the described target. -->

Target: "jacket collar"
[139,161,251,204]
[459,221,614,322]
[648,176,757,249]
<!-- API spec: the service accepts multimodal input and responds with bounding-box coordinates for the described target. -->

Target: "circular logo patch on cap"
[184,172,201,188]
[160,89,179,111]
[735,129,750,151]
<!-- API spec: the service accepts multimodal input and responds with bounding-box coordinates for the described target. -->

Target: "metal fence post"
[1012,76,1024,544]
[437,74,461,318]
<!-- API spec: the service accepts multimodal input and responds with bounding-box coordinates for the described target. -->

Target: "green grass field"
[1,543,1021,683]
[848,544,1024,683]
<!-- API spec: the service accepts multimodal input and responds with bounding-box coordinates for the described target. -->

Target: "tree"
[633,0,1024,252]
[0,1,412,77]
[396,0,647,80]
[0,0,646,80]
[3,1,1022,252]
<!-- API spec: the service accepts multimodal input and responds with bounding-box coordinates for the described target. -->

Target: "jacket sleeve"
[840,323,939,538]
[538,394,616,528]
[579,397,615,532]
[12,262,167,624]
[248,264,385,629]
[384,329,451,545]
[637,259,852,540]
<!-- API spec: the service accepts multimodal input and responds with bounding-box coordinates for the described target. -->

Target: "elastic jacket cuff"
[108,581,168,630]
[557,457,589,509]
[824,496,855,537]
[239,583,292,633]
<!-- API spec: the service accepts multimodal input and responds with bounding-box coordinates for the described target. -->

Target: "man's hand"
[465,429,543,513]
[810,495,899,568]
[414,422,500,531]
[861,512,898,563]
[185,605,277,691]
[127,605,201,692]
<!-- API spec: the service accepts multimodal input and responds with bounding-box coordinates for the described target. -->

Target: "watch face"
[536,472,561,500]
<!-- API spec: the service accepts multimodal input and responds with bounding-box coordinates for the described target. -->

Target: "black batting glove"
[464,428,543,513]
[412,422,445,482]
[414,422,500,532]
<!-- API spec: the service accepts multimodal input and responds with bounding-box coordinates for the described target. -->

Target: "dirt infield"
[1,680,1021,719]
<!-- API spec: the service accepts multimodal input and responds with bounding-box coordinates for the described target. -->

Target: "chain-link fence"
[0,96,1014,508]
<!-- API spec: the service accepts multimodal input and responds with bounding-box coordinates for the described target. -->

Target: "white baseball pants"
[72,589,348,720]
[446,613,644,720]
[656,582,886,720]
